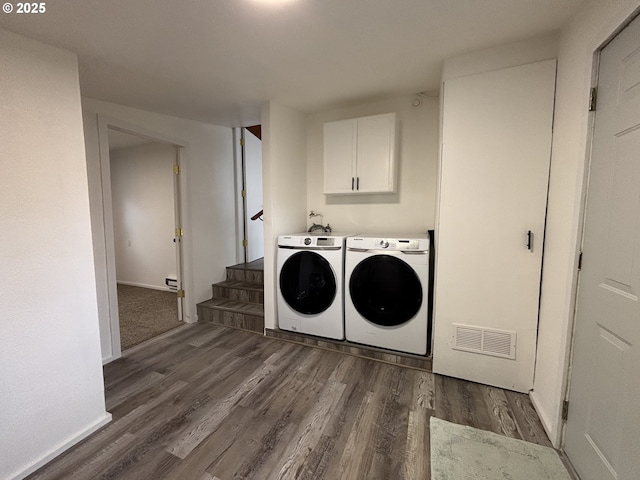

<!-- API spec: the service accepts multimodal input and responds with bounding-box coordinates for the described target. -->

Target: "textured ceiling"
[0,0,583,126]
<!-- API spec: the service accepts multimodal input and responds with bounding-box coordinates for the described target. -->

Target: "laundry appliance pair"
[276,232,430,355]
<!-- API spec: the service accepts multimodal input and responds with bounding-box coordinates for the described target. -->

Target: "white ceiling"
[0,0,583,127]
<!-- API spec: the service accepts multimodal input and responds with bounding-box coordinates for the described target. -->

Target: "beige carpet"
[117,284,181,350]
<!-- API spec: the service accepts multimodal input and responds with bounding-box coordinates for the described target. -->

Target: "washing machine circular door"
[279,251,337,315]
[349,255,422,326]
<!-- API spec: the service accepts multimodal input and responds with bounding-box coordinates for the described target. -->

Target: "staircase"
[196,258,264,333]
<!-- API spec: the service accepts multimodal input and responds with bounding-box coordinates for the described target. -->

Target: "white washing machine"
[277,233,350,340]
[345,234,430,355]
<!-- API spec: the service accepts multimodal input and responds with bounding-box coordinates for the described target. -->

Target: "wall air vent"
[452,324,516,360]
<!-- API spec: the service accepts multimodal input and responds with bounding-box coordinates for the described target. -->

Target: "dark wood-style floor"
[28,323,551,480]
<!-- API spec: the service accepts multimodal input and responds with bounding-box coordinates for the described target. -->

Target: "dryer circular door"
[349,255,422,326]
[279,251,337,315]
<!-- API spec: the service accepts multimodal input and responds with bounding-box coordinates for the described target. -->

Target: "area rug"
[117,284,181,350]
[430,417,572,480]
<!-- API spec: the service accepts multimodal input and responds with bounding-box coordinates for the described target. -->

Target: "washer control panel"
[316,237,335,247]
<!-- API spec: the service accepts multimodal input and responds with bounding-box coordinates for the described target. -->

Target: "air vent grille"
[452,324,516,359]
[455,327,482,351]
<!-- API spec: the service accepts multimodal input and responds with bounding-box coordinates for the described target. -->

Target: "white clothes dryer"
[345,234,430,355]
[277,233,350,340]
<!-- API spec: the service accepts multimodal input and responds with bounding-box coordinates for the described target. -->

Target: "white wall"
[110,142,177,290]
[442,34,560,80]
[532,0,640,447]
[0,30,110,480]
[82,98,236,362]
[262,102,308,330]
[306,95,439,233]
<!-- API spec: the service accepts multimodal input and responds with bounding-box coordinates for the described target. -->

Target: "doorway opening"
[101,124,186,355]
[239,125,264,263]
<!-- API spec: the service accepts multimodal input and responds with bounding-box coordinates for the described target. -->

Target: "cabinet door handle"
[527,230,533,251]
[351,177,355,191]
[356,177,360,190]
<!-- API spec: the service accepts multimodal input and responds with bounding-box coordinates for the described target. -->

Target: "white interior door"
[433,60,556,393]
[243,128,264,263]
[564,14,640,480]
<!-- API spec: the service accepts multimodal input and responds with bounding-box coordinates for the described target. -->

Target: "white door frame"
[242,127,264,263]
[97,115,190,363]
[232,126,264,263]
[559,56,600,447]
[233,127,246,262]
[172,147,185,322]
[561,11,640,449]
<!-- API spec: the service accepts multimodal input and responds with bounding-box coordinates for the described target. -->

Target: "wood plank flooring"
[27,323,552,480]
[266,328,432,371]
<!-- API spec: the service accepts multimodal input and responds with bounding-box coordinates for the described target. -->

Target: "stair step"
[199,258,264,333]
[212,280,264,304]
[225,267,263,283]
[198,297,264,316]
[197,297,264,333]
[225,259,264,283]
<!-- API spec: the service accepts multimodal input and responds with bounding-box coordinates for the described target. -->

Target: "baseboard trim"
[558,449,582,480]
[10,412,112,480]
[265,328,432,372]
[102,353,121,365]
[116,281,172,292]
[529,390,561,447]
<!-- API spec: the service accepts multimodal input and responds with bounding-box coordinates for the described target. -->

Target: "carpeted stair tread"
[197,297,265,317]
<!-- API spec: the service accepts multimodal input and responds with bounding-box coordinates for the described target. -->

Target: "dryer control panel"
[278,233,352,249]
[347,234,429,252]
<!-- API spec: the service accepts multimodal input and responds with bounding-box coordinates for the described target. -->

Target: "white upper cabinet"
[323,113,396,194]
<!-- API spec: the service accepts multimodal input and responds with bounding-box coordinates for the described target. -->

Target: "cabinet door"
[356,113,396,193]
[433,60,556,393]
[323,119,357,194]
